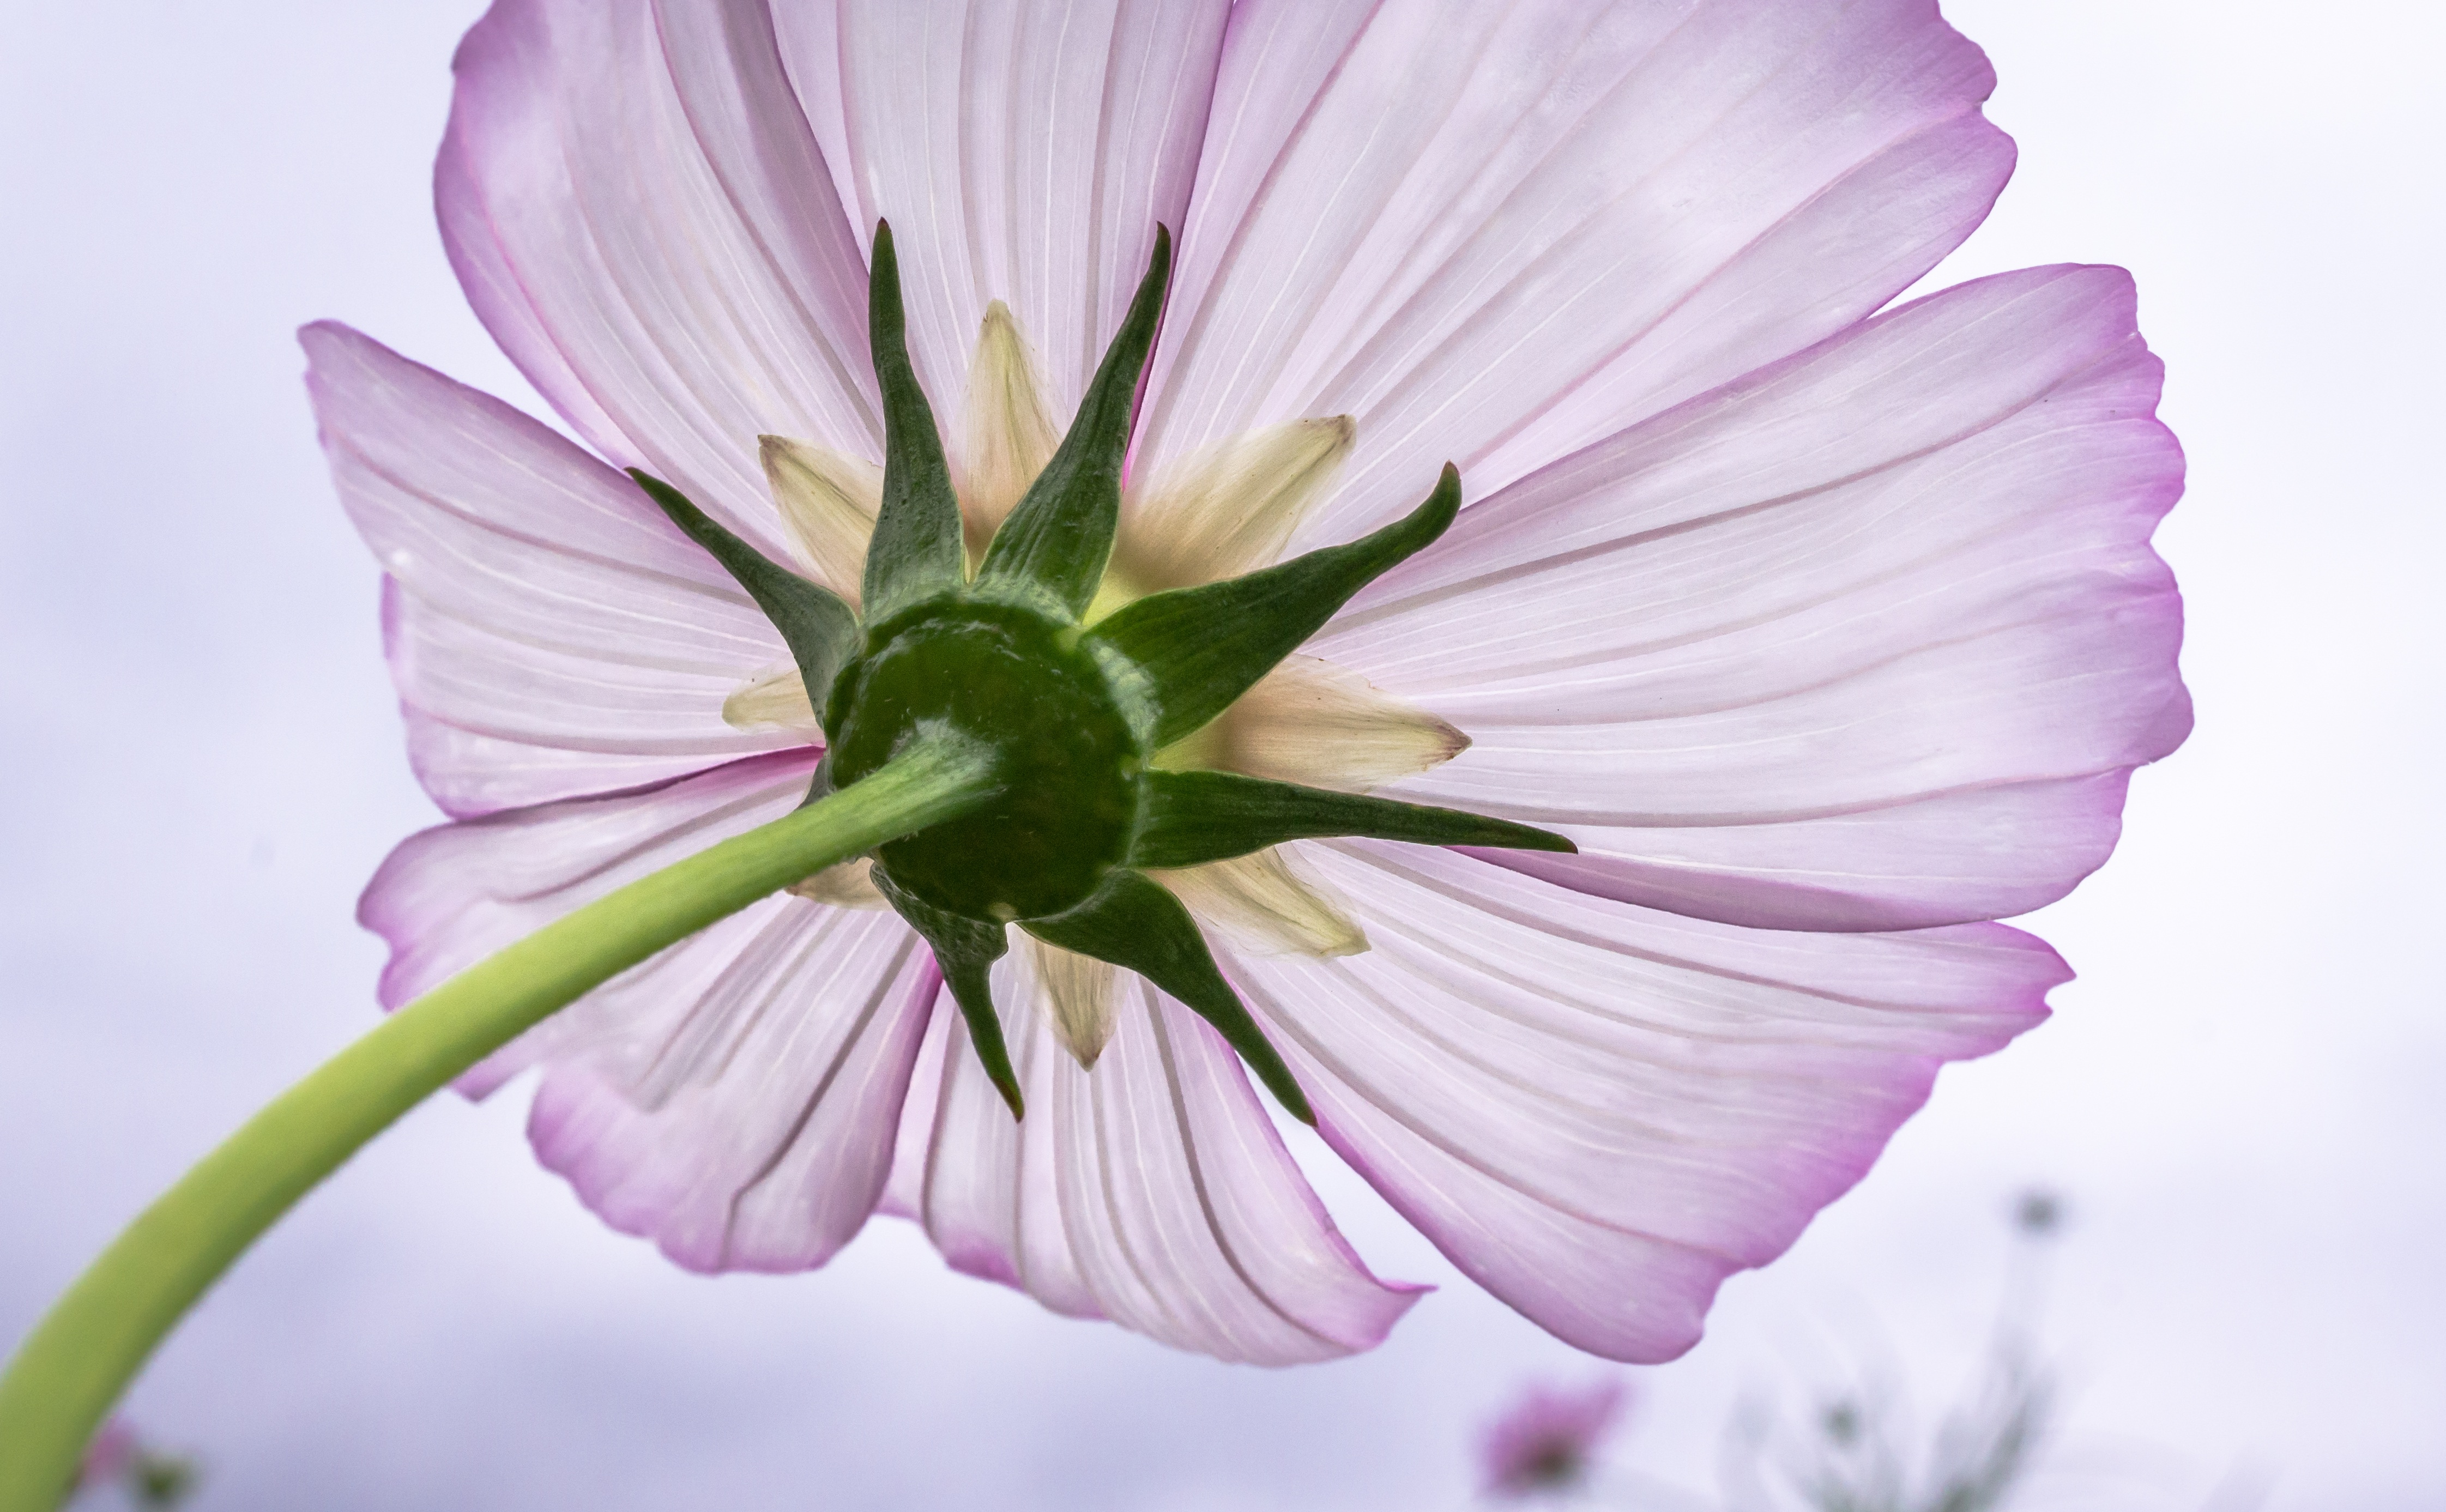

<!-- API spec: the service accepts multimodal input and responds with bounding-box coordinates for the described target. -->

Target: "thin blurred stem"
[0,733,999,1512]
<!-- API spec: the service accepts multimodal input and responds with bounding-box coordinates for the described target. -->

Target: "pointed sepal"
[861,221,967,621]
[976,226,1171,618]
[1088,463,1462,748]
[1132,769,1574,870]
[630,470,860,712]
[872,867,1024,1120]
[1023,871,1313,1124]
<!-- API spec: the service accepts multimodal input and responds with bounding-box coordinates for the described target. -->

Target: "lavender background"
[2,3,2438,1507]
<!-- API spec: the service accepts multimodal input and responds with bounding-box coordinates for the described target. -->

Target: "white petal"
[1222,842,2060,1362]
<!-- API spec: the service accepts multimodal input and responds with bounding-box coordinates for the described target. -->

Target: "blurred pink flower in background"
[73,1419,200,1508]
[75,1419,139,1493]
[1481,1380,1632,1499]
[306,0,2185,1366]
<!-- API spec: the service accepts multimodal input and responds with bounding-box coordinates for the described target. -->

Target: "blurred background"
[2,2,2439,1507]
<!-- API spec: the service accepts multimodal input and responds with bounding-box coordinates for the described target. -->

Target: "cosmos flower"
[75,1420,138,1494]
[1479,1379,1631,1499]
[74,1419,198,1509]
[306,0,2186,1366]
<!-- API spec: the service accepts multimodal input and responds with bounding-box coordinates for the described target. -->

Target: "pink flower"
[307,1,2185,1365]
[76,1418,139,1492]
[1480,1380,1632,1498]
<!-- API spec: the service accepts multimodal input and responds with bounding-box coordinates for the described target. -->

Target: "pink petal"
[359,746,823,1090]
[1142,0,2013,546]
[442,0,880,541]
[367,745,935,1269]
[1223,842,2061,1363]
[526,906,937,1273]
[304,321,800,817]
[771,0,1230,422]
[1312,265,2188,930]
[896,951,1422,1364]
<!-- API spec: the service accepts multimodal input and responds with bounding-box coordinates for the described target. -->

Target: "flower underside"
[633,223,1573,1124]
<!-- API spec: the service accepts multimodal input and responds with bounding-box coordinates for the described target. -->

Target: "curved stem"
[0,734,999,1511]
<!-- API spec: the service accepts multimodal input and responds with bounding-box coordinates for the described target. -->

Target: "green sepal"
[976,226,1172,618]
[1087,463,1462,748]
[861,221,967,622]
[1131,769,1576,871]
[872,867,1025,1120]
[629,469,860,715]
[1023,871,1313,1124]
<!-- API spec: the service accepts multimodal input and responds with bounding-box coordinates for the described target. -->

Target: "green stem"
[0,733,999,1511]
